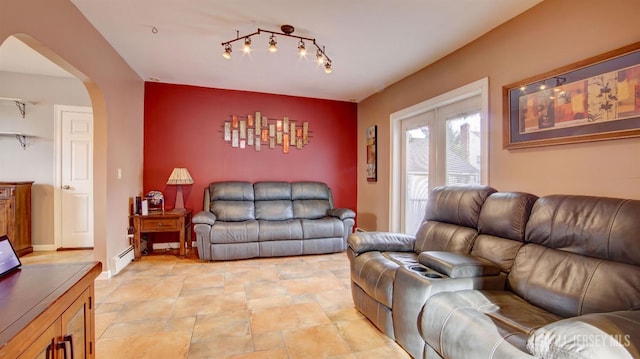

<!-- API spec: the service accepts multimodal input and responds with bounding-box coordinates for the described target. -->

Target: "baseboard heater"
[110,245,134,276]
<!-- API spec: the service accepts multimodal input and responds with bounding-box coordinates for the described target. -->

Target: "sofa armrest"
[347,231,415,256]
[418,251,501,278]
[327,208,356,220]
[193,211,216,226]
[527,310,640,359]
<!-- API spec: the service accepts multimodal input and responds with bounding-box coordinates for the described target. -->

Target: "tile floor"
[21,249,411,359]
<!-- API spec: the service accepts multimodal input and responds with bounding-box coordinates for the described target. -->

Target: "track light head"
[268,35,278,53]
[223,43,232,59]
[324,60,332,74]
[316,49,324,65]
[243,37,252,53]
[298,40,306,56]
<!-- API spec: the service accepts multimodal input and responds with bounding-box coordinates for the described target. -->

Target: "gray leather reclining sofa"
[193,181,355,261]
[348,185,640,358]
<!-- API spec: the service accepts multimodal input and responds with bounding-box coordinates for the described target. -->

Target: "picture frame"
[366,125,377,182]
[504,42,640,149]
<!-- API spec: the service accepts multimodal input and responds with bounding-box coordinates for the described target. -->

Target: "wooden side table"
[130,209,192,259]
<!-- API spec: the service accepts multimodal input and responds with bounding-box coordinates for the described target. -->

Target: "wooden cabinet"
[0,262,101,359]
[0,181,33,256]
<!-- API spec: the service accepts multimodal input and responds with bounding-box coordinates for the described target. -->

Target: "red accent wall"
[143,82,358,214]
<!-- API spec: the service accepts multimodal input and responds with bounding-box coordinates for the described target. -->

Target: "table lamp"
[166,167,194,210]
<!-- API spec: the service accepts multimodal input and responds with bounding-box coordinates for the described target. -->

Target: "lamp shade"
[166,168,194,185]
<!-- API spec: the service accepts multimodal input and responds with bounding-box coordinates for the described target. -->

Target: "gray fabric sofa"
[348,185,640,359]
[193,181,355,261]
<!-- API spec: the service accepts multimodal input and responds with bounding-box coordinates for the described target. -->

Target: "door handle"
[62,185,71,190]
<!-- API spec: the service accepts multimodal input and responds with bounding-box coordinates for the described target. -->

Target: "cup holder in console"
[409,265,442,278]
[423,272,441,278]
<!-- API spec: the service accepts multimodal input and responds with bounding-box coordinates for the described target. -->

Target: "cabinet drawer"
[141,218,179,231]
[0,187,12,199]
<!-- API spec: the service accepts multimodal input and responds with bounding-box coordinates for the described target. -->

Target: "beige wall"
[0,0,145,274]
[358,0,640,231]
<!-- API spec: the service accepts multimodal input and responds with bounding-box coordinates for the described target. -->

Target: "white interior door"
[55,105,94,249]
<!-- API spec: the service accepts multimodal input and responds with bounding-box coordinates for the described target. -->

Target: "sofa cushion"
[291,181,331,201]
[301,217,343,239]
[478,192,537,241]
[525,195,640,266]
[210,220,259,244]
[421,290,561,358]
[254,182,292,200]
[255,200,294,220]
[210,181,254,201]
[258,220,303,241]
[211,200,255,221]
[424,185,497,228]
[471,192,538,273]
[414,185,496,254]
[293,199,330,219]
[209,181,256,221]
[507,243,640,317]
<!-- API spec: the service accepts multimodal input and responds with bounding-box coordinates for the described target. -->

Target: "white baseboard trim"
[96,271,112,280]
[32,244,57,251]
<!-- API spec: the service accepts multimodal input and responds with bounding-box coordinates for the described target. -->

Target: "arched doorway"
[0,34,107,273]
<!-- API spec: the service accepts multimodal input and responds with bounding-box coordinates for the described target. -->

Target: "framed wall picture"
[366,125,377,182]
[504,42,640,149]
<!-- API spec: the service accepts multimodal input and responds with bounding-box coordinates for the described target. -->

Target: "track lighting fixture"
[221,25,332,73]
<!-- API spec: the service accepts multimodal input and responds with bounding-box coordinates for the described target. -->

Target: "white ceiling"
[1,0,542,102]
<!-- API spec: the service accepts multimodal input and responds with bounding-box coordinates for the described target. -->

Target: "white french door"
[401,112,434,235]
[393,79,488,234]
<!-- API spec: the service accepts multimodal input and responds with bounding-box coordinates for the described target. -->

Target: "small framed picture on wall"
[366,125,377,182]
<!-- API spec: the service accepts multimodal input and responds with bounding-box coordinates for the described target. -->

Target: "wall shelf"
[0,97,27,118]
[0,132,34,149]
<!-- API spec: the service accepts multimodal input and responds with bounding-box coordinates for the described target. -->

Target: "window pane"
[445,113,481,185]
[405,126,429,234]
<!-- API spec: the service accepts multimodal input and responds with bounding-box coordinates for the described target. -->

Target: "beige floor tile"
[101,318,167,338]
[113,298,175,322]
[96,331,191,359]
[335,318,394,352]
[198,291,248,315]
[250,302,330,334]
[283,324,352,359]
[247,295,293,310]
[353,344,412,358]
[282,274,345,296]
[228,348,289,359]
[192,311,251,341]
[252,331,285,351]
[326,308,365,323]
[245,281,289,299]
[188,335,253,359]
[95,312,117,339]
